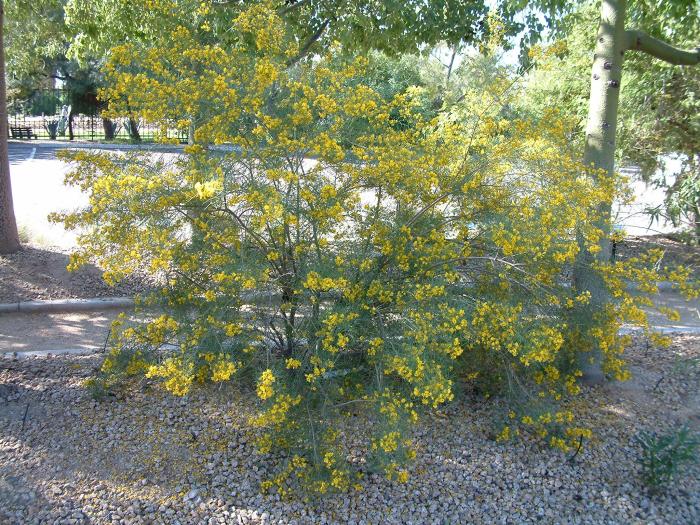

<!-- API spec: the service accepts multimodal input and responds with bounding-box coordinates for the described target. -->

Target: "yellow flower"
[211,358,239,382]
[285,358,301,369]
[257,369,276,400]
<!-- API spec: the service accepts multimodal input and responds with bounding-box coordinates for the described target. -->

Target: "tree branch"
[286,18,330,67]
[279,0,311,16]
[624,30,699,65]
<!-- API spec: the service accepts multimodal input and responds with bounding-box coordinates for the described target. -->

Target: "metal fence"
[8,113,189,143]
[7,89,188,143]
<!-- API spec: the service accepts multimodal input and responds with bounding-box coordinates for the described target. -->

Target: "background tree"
[5,0,66,79]
[0,0,19,253]
[523,0,700,240]
[63,0,576,62]
[2,0,68,253]
[573,0,698,379]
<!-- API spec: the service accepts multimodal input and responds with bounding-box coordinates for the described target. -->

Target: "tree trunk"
[102,117,115,140]
[573,0,628,382]
[574,0,699,382]
[0,0,20,254]
[68,109,74,141]
[128,117,141,141]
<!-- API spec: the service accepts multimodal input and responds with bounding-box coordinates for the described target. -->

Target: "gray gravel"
[1,335,698,524]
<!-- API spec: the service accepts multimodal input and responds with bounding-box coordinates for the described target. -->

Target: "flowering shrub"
[56,3,698,494]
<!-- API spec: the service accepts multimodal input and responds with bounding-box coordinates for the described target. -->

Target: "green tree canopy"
[5,0,66,79]
[63,0,578,64]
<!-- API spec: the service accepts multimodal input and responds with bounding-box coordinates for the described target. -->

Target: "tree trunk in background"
[574,0,699,382]
[0,0,20,254]
[102,117,115,140]
[128,117,141,141]
[68,108,74,141]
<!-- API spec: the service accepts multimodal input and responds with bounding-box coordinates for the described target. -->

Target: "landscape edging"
[0,296,135,314]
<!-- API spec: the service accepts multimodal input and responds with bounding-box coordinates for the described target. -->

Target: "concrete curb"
[1,348,101,358]
[0,290,275,314]
[3,326,699,360]
[0,296,134,314]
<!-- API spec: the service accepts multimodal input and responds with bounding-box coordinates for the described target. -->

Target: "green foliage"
[636,425,699,493]
[648,160,700,242]
[43,117,59,139]
[63,0,576,64]
[5,0,67,79]
[521,0,700,239]
[53,4,700,495]
[27,90,62,116]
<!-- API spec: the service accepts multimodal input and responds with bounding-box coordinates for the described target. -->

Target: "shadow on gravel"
[0,353,259,523]
[615,235,700,277]
[0,245,151,303]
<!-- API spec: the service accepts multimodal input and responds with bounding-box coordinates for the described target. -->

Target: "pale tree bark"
[575,0,699,382]
[0,0,20,254]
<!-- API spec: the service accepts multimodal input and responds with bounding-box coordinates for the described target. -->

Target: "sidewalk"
[1,291,698,357]
[639,288,700,331]
[0,311,119,354]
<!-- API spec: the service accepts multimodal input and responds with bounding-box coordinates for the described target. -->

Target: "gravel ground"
[1,335,699,525]
[0,245,153,303]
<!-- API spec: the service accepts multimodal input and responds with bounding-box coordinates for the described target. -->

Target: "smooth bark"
[625,30,700,66]
[575,0,699,382]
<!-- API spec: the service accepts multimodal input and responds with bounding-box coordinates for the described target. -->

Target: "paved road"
[8,141,183,249]
[8,140,677,242]
[8,139,184,163]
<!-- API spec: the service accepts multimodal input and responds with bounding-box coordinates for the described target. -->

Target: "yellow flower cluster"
[58,0,700,497]
[256,369,276,400]
[145,358,194,397]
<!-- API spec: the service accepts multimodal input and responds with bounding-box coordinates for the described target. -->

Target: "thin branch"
[286,18,330,67]
[446,43,460,86]
[279,0,311,16]
[567,435,584,464]
[624,30,699,65]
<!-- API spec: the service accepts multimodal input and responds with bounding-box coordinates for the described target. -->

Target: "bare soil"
[615,235,700,275]
[0,244,152,303]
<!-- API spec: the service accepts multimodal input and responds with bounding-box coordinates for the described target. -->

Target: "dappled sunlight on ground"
[0,312,119,353]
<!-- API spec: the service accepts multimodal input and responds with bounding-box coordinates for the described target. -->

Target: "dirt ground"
[615,235,700,276]
[0,245,152,303]
[0,312,118,354]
